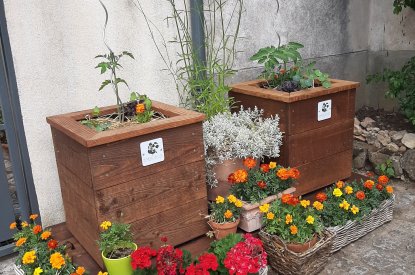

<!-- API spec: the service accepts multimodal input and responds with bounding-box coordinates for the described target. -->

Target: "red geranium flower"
[131,246,157,270]
[160,236,168,243]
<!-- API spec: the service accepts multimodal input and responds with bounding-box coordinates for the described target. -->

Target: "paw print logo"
[148,142,159,155]
[321,102,330,112]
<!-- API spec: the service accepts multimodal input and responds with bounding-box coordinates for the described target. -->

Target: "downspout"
[190,0,206,73]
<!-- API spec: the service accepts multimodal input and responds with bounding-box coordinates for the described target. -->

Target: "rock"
[390,155,403,177]
[385,142,400,153]
[366,133,377,145]
[353,152,367,169]
[374,141,382,149]
[399,146,407,153]
[353,141,369,156]
[377,132,391,146]
[389,130,397,137]
[361,117,376,128]
[354,117,360,127]
[392,130,407,142]
[354,135,366,142]
[367,127,380,132]
[368,151,389,167]
[401,133,415,149]
[354,124,363,135]
[401,149,415,180]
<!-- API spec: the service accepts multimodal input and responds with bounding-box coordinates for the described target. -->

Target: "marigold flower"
[227,173,236,184]
[313,201,324,211]
[281,194,293,204]
[267,212,275,220]
[233,169,248,183]
[100,221,112,230]
[41,231,51,240]
[227,194,237,203]
[235,200,243,208]
[366,171,375,178]
[351,205,359,215]
[376,184,384,191]
[344,186,353,195]
[76,266,86,275]
[98,272,108,275]
[259,204,270,213]
[48,239,58,250]
[378,175,389,185]
[9,222,16,230]
[16,237,27,247]
[336,181,344,189]
[224,210,233,219]
[285,214,293,224]
[339,200,350,210]
[136,103,145,114]
[290,225,298,235]
[257,180,267,189]
[356,191,366,200]
[315,192,328,202]
[306,215,315,224]
[288,168,300,179]
[364,180,374,190]
[29,214,39,220]
[333,188,343,197]
[33,267,43,275]
[216,196,225,204]
[22,251,36,264]
[269,162,277,169]
[21,221,28,228]
[276,168,289,180]
[50,252,65,269]
[300,200,310,208]
[32,225,42,234]
[260,164,270,173]
[289,197,300,206]
[386,186,394,193]
[243,157,256,169]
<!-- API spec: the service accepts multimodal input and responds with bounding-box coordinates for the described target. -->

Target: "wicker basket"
[259,230,334,275]
[13,264,24,275]
[327,194,395,253]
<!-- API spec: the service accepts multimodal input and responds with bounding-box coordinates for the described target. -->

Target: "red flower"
[257,181,267,189]
[288,197,300,206]
[366,171,375,178]
[160,236,168,243]
[198,253,218,271]
[32,225,42,235]
[376,184,384,191]
[228,173,236,184]
[243,157,257,169]
[281,194,293,204]
[315,192,327,202]
[47,239,58,250]
[131,246,157,270]
[156,245,183,275]
[364,180,374,190]
[356,191,366,200]
[260,164,270,173]
[288,168,300,179]
[378,175,389,185]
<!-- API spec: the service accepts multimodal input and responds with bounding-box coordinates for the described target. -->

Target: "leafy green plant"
[376,159,395,178]
[393,0,415,14]
[209,194,243,224]
[98,221,134,259]
[293,61,331,89]
[367,56,415,125]
[208,233,243,274]
[81,106,110,132]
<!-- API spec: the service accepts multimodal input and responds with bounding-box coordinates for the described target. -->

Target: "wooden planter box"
[230,79,359,195]
[47,101,208,267]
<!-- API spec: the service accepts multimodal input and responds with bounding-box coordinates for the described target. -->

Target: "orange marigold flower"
[313,201,324,211]
[29,214,38,220]
[76,266,86,275]
[48,239,58,250]
[344,186,353,195]
[243,157,257,169]
[257,181,267,189]
[260,164,270,173]
[288,196,300,206]
[136,103,145,114]
[50,252,65,269]
[22,251,36,264]
[288,168,300,179]
[21,221,28,228]
[285,214,293,224]
[224,210,233,219]
[290,225,298,235]
[9,222,16,230]
[233,169,248,183]
[378,175,389,185]
[281,194,293,204]
[386,186,394,193]
[16,237,27,247]
[227,173,236,184]
[356,191,366,200]
[376,184,383,191]
[366,171,375,178]
[315,192,327,202]
[41,231,52,240]
[336,180,344,189]
[364,180,374,190]
[269,162,277,169]
[32,225,42,235]
[276,168,290,180]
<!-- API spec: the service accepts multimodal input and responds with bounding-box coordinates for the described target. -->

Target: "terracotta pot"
[208,218,240,240]
[283,235,318,253]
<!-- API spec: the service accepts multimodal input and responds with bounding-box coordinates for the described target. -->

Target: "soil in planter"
[259,80,322,93]
[105,247,135,259]
[356,106,414,132]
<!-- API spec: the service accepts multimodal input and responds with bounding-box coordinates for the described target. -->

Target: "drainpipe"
[190,0,206,72]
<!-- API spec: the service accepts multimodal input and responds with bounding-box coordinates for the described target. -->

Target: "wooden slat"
[90,123,204,190]
[95,160,207,222]
[58,165,95,207]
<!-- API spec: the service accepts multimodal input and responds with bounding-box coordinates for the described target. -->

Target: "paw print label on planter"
[317,99,332,121]
[140,138,164,166]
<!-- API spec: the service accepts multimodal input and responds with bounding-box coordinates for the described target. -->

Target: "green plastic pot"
[102,243,137,275]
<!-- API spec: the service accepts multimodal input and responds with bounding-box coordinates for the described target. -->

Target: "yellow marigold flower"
[21,221,28,228]
[50,252,65,269]
[33,267,43,275]
[333,188,343,197]
[351,205,359,215]
[29,214,39,220]
[386,186,394,194]
[100,221,112,230]
[344,186,353,195]
[9,222,16,230]
[259,203,270,213]
[339,200,350,210]
[235,200,243,208]
[300,200,310,208]
[22,251,36,264]
[266,212,275,220]
[269,162,277,169]
[76,266,86,275]
[306,215,315,224]
[98,272,108,275]
[285,214,293,224]
[224,210,233,219]
[336,180,344,189]
[227,195,237,203]
[313,201,324,211]
[41,231,51,240]
[16,237,27,247]
[290,225,298,235]
[216,196,225,204]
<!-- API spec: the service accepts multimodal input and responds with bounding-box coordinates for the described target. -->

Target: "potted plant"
[98,221,136,275]
[228,159,297,232]
[317,176,395,253]
[9,214,86,275]
[207,195,243,240]
[258,194,333,275]
[229,42,360,195]
[203,107,282,200]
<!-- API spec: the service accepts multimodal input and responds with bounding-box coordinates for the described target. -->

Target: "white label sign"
[317,99,332,121]
[140,138,164,166]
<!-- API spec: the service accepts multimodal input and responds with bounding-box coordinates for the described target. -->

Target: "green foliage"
[208,233,243,274]
[393,0,415,14]
[209,195,243,224]
[293,61,331,89]
[98,222,134,258]
[376,159,396,178]
[81,106,111,132]
[367,56,415,125]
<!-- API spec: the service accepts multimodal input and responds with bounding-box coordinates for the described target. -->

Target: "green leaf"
[322,81,331,88]
[93,106,100,116]
[99,80,111,91]
[115,78,129,87]
[95,62,108,74]
[314,70,322,77]
[130,92,139,101]
[122,51,135,59]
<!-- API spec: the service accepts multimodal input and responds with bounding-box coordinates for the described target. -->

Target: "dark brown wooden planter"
[229,79,359,195]
[47,101,208,267]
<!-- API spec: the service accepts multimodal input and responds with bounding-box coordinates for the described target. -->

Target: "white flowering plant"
[203,107,282,187]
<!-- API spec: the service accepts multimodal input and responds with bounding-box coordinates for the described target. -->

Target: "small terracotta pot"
[208,218,240,240]
[285,235,318,253]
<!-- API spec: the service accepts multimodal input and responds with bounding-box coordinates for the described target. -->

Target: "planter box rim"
[241,187,296,210]
[231,78,360,103]
[46,100,205,147]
